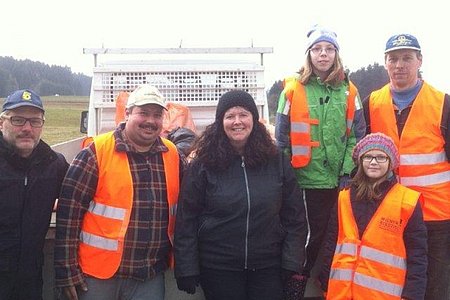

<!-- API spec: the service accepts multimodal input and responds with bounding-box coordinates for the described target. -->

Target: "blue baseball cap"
[385,34,421,54]
[2,89,44,112]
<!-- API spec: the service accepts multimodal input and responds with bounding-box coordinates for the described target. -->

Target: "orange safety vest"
[284,77,357,167]
[327,184,419,299]
[369,83,450,221]
[78,131,180,279]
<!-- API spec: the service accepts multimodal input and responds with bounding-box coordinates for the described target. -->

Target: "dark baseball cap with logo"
[2,89,45,112]
[385,34,421,54]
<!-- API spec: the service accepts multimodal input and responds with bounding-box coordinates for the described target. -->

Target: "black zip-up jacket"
[174,152,307,278]
[0,134,68,297]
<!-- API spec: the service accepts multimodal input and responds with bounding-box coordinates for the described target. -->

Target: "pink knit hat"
[352,133,399,168]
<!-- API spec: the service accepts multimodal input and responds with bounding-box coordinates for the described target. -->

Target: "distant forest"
[0,56,91,97]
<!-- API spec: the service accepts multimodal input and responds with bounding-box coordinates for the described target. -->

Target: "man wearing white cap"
[54,84,183,300]
[363,33,450,299]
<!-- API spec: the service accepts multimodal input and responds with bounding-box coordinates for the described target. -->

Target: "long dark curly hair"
[193,119,277,171]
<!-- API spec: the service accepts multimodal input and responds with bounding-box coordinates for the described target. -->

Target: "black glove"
[176,275,200,294]
[281,269,297,283]
[284,274,308,300]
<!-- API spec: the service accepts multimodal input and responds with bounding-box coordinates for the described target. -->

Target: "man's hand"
[63,281,88,300]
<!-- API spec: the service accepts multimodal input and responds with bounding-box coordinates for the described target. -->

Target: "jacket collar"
[0,132,54,170]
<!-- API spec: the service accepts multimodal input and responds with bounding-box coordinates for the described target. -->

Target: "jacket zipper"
[241,156,251,269]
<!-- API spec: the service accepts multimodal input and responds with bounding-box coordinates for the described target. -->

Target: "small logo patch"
[392,35,413,47]
[22,91,32,101]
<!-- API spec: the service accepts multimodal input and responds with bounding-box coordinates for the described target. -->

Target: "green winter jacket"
[275,76,365,189]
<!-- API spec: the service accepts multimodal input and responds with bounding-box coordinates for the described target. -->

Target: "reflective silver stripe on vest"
[329,268,353,281]
[335,242,357,256]
[346,119,352,131]
[400,152,447,165]
[291,145,309,156]
[80,231,118,251]
[400,170,450,187]
[291,122,308,133]
[354,272,403,297]
[360,246,406,270]
[88,201,126,220]
[170,203,177,216]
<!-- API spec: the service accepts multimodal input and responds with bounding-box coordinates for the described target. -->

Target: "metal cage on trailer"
[82,47,273,136]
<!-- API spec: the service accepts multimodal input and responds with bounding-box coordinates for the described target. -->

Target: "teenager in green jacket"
[275,24,365,297]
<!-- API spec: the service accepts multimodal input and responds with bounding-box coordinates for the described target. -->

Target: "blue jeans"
[425,224,450,300]
[200,267,283,300]
[78,273,165,300]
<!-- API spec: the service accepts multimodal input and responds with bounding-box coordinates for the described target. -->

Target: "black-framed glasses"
[362,154,389,163]
[2,115,45,128]
[309,47,336,55]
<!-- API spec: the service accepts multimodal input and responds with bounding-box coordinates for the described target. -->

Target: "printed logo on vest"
[378,217,402,233]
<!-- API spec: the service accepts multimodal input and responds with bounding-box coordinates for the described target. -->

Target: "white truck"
[52,46,273,163]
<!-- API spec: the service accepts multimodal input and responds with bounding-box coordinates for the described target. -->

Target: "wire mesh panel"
[88,59,267,136]
[92,60,266,107]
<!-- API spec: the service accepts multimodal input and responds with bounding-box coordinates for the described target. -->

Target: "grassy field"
[41,95,89,145]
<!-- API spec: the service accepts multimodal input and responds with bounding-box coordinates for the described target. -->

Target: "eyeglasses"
[2,115,45,128]
[362,155,389,163]
[309,47,337,55]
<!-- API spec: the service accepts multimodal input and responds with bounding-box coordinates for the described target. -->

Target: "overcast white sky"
[1,0,449,93]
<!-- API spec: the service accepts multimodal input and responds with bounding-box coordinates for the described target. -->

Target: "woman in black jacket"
[174,90,307,300]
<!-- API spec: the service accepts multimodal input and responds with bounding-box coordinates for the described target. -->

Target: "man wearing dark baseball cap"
[363,34,450,299]
[0,89,68,299]
[384,34,421,53]
[2,89,45,112]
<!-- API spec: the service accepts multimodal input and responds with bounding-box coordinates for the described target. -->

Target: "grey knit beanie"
[305,24,340,53]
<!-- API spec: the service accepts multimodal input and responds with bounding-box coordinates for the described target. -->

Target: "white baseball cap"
[126,84,167,109]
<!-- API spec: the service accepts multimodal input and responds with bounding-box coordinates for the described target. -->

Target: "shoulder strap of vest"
[161,137,178,159]
[348,81,357,102]
[93,131,116,165]
[345,81,358,137]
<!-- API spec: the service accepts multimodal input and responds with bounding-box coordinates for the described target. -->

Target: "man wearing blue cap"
[363,34,450,299]
[0,89,68,299]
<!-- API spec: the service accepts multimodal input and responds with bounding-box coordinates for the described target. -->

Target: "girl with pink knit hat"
[319,133,428,299]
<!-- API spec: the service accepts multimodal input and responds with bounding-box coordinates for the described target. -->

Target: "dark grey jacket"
[174,152,307,278]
